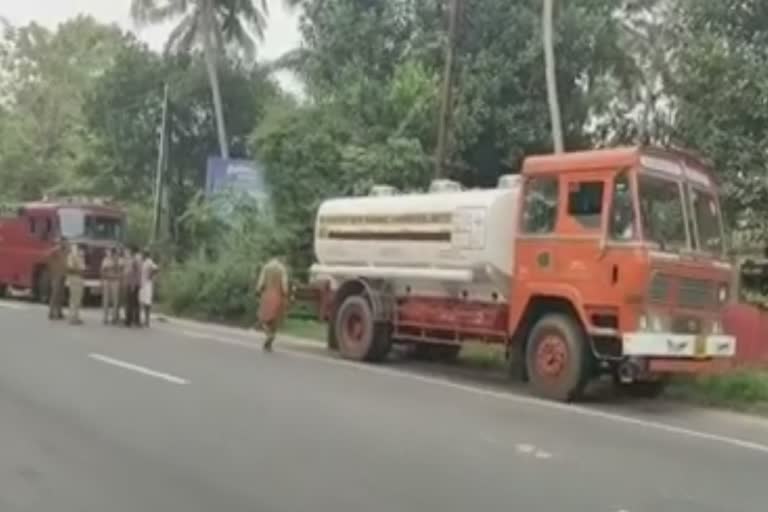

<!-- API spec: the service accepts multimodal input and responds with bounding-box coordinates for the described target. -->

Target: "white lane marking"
[179,329,259,349]
[534,450,552,460]
[0,301,27,310]
[515,443,535,454]
[89,353,188,385]
[169,326,768,456]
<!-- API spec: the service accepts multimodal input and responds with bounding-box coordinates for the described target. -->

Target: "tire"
[334,295,391,362]
[613,378,669,399]
[525,313,593,402]
[33,267,51,304]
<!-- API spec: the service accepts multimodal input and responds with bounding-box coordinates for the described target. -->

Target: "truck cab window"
[521,176,559,234]
[567,181,604,230]
[609,171,635,240]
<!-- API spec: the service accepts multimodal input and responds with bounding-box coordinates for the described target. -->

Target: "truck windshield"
[691,187,724,256]
[59,208,123,241]
[638,174,688,251]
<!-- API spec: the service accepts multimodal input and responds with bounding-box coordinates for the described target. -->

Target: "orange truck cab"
[306,146,736,401]
[0,198,125,301]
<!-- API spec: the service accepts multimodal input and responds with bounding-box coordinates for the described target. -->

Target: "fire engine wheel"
[525,313,592,402]
[335,295,391,363]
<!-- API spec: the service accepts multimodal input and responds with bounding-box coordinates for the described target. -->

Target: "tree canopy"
[1,0,767,265]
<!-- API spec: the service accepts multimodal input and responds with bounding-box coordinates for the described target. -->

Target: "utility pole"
[151,82,169,246]
[543,0,564,153]
[434,0,461,179]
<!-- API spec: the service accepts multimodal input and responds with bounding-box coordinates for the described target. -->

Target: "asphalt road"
[1,299,767,512]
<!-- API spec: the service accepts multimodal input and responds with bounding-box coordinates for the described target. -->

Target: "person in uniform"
[100,247,121,324]
[123,246,142,327]
[256,257,290,352]
[47,238,69,320]
[116,246,131,324]
[139,249,159,327]
[66,242,86,325]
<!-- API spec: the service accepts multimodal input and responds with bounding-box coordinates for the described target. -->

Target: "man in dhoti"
[66,243,86,325]
[139,249,159,327]
[256,257,289,352]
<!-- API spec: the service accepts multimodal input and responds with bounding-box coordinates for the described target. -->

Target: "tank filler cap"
[429,179,463,193]
[497,174,522,189]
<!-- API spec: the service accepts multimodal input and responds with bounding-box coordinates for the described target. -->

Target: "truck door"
[558,172,608,286]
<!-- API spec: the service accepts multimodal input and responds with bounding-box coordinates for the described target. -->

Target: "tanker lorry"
[304,146,737,401]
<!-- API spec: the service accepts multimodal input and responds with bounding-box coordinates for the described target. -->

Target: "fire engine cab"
[0,198,125,301]
[306,146,737,401]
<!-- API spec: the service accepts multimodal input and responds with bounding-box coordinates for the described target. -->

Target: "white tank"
[312,177,523,293]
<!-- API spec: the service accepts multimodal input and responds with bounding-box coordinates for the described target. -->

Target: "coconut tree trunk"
[543,0,564,153]
[201,0,229,160]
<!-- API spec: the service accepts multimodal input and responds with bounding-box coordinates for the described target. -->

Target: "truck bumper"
[622,332,736,358]
[620,332,736,374]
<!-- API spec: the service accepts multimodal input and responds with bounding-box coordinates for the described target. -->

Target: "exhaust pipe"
[617,360,639,384]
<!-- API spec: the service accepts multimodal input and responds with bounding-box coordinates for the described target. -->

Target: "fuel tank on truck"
[312,176,523,293]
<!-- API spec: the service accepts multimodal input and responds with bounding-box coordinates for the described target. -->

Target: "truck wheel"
[525,313,592,402]
[335,295,391,362]
[33,267,51,304]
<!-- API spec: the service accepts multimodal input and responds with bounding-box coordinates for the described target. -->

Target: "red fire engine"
[0,198,125,301]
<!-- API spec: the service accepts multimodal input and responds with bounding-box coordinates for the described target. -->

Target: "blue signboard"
[205,157,270,208]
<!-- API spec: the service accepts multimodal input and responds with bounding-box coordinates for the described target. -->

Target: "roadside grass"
[666,371,768,413]
[282,317,326,342]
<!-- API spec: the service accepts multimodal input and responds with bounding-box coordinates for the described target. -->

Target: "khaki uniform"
[101,253,120,324]
[66,247,86,324]
[256,258,289,350]
[47,244,68,320]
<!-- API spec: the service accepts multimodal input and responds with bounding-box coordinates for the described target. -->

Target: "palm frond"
[225,22,257,60]
[165,11,201,54]
[131,0,190,27]
[262,47,309,73]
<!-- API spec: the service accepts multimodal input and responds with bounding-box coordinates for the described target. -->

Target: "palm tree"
[542,0,564,153]
[131,0,272,160]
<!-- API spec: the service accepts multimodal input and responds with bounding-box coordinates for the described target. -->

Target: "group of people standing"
[47,240,159,327]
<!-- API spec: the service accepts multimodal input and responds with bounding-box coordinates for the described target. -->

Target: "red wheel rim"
[535,333,568,378]
[344,308,365,345]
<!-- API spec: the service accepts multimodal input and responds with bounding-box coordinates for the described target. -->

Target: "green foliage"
[669,372,768,410]
[666,1,768,245]
[161,196,291,322]
[0,17,131,200]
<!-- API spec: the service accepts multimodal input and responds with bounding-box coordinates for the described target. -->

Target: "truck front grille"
[648,273,671,303]
[670,315,705,334]
[678,277,717,309]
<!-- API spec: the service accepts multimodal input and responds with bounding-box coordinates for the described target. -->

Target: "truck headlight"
[638,313,665,332]
[650,314,664,332]
[718,285,729,304]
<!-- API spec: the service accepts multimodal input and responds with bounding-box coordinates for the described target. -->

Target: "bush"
[160,194,294,324]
